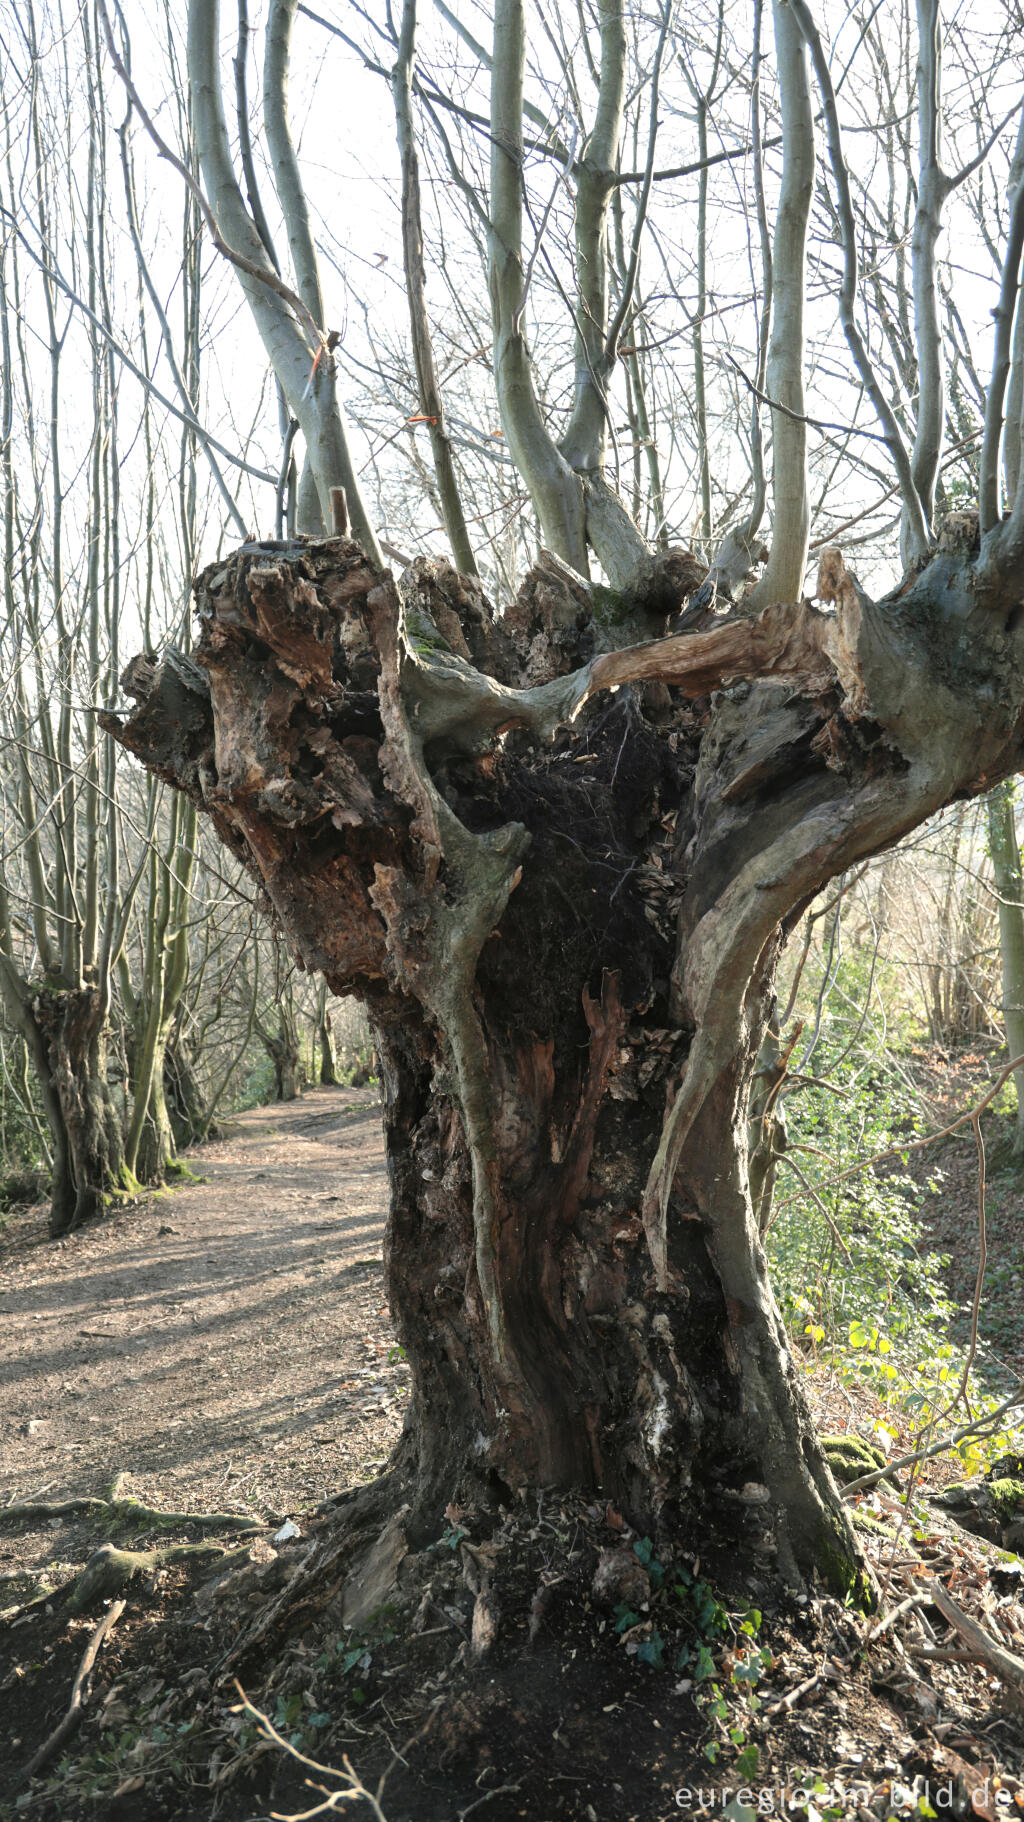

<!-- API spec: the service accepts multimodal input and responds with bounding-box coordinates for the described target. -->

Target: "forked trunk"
[103,523,1024,1593]
[265,1029,301,1101]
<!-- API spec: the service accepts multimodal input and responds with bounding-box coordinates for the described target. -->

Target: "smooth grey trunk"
[903,0,947,565]
[711,0,771,596]
[186,0,382,561]
[786,0,929,560]
[557,0,625,477]
[747,1,813,607]
[488,0,588,573]
[393,0,479,578]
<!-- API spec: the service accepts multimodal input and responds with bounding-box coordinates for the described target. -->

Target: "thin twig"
[777,1152,852,1259]
[458,1786,524,1819]
[762,1666,827,1716]
[726,353,890,443]
[97,0,324,351]
[955,1111,988,1416]
[863,1591,927,1647]
[773,1051,1024,1215]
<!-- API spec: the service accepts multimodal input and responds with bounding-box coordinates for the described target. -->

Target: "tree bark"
[29,988,130,1237]
[163,1029,210,1147]
[134,1043,178,1183]
[316,985,340,1085]
[392,0,479,580]
[746,0,814,608]
[103,531,1024,1593]
[986,782,1024,1156]
[260,1012,303,1101]
[186,0,382,563]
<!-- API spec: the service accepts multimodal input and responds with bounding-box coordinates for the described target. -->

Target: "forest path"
[0,1087,404,1580]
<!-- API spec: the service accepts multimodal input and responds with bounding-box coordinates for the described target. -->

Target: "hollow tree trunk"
[103,524,1024,1594]
[30,987,129,1237]
[376,964,844,1584]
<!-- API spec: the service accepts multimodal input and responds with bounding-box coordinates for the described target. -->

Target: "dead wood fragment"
[341,1508,409,1628]
[762,1660,840,1716]
[217,1483,395,1673]
[18,1598,126,1785]
[527,1575,562,1644]
[927,1578,1024,1691]
[470,1588,499,1660]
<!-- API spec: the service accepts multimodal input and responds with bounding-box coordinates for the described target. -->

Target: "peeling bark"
[103,530,1024,1592]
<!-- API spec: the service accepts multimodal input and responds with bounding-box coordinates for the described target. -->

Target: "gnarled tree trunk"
[30,987,129,1237]
[260,1016,302,1101]
[164,1028,210,1147]
[103,521,1024,1593]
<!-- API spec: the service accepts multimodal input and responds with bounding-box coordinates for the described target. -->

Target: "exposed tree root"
[0,1470,266,1534]
[68,1539,247,1611]
[0,1472,268,1620]
[216,1476,396,1675]
[17,1598,126,1785]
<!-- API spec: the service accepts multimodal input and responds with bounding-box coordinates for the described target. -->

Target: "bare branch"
[393,0,479,576]
[981,112,1024,539]
[785,0,930,559]
[605,0,672,363]
[97,0,324,350]
[746,0,814,606]
[0,204,274,486]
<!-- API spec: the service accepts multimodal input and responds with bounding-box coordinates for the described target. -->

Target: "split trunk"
[103,520,1024,1590]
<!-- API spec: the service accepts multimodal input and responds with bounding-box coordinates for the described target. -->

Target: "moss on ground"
[822,1434,887,1485]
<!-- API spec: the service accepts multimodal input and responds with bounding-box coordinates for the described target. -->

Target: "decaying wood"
[927,1578,1024,1690]
[102,525,1024,1594]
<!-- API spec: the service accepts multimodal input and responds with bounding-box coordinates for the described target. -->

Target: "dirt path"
[0,1088,404,1580]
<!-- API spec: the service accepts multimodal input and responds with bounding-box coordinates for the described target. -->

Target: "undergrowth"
[769,951,1024,1479]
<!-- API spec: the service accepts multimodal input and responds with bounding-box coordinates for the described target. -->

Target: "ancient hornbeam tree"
[101,0,1024,1592]
[105,518,1024,1592]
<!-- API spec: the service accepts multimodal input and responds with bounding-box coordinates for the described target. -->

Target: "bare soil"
[0,1087,405,1584]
